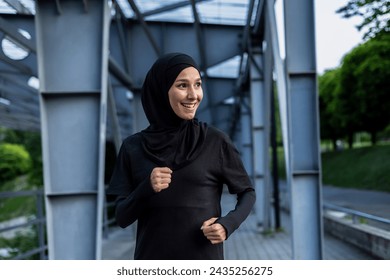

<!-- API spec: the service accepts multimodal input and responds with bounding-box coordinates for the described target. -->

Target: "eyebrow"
[175,78,202,83]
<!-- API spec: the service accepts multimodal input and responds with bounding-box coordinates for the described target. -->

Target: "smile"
[181,103,197,109]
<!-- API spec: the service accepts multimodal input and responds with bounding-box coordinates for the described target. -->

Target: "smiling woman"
[168,67,203,120]
[106,53,255,260]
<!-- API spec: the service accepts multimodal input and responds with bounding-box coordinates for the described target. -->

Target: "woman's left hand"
[201,217,226,244]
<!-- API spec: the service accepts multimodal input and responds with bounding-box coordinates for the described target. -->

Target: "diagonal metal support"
[141,0,210,17]
[108,56,134,90]
[0,16,36,53]
[4,0,32,14]
[0,74,38,94]
[189,0,207,74]
[127,0,161,56]
[0,52,35,76]
[113,3,130,73]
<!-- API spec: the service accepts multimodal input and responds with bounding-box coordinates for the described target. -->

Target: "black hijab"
[140,53,208,170]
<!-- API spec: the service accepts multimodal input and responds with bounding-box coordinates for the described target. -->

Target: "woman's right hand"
[150,167,172,193]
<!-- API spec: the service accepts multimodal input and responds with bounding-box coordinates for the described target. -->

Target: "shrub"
[0,143,31,184]
[0,230,40,260]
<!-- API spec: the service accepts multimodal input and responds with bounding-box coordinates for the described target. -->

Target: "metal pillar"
[35,0,111,259]
[107,77,122,154]
[249,50,271,230]
[132,91,149,132]
[284,0,323,259]
[240,96,253,180]
[262,14,280,230]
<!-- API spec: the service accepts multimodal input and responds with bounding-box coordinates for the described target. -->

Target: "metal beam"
[108,56,134,90]
[189,0,207,74]
[265,0,290,176]
[0,16,36,52]
[240,96,254,182]
[252,0,266,36]
[0,74,38,94]
[35,0,111,259]
[113,5,130,73]
[0,52,35,75]
[1,7,245,140]
[3,0,32,15]
[241,0,257,52]
[127,0,161,56]
[284,0,323,259]
[0,110,40,131]
[263,5,280,230]
[0,82,38,106]
[249,49,271,230]
[141,0,209,17]
[107,77,122,153]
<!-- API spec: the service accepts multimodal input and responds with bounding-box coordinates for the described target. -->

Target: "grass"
[276,144,390,193]
[0,176,37,222]
[0,176,42,260]
[321,144,390,193]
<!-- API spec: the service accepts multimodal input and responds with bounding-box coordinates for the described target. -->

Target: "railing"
[323,202,390,227]
[0,188,117,259]
[0,189,47,260]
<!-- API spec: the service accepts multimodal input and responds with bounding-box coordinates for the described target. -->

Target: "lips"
[181,103,197,109]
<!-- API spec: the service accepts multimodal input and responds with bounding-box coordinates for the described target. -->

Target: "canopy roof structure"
[0,0,267,139]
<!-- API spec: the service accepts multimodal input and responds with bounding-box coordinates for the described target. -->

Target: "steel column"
[249,50,271,229]
[107,77,122,153]
[240,96,253,181]
[284,0,323,259]
[132,91,148,133]
[263,15,282,229]
[35,0,111,259]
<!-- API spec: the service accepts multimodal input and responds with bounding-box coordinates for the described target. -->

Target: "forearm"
[217,188,256,238]
[114,178,155,228]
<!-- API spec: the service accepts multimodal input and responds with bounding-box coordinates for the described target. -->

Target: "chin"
[180,114,195,120]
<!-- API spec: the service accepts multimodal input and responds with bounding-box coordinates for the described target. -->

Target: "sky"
[276,0,363,74]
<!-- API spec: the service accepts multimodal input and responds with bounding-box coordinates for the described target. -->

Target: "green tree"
[0,143,32,184]
[339,34,390,145]
[336,0,390,40]
[0,127,43,186]
[318,68,345,150]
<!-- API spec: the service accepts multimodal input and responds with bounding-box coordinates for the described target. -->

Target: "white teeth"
[182,103,196,108]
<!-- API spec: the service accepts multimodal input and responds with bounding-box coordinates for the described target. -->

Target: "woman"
[107,53,255,260]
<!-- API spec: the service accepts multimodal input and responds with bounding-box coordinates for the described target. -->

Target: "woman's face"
[168,67,203,120]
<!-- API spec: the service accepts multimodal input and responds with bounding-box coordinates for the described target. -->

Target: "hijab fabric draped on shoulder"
[140,53,208,170]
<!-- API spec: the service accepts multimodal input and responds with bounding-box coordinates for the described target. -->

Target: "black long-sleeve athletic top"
[107,126,255,260]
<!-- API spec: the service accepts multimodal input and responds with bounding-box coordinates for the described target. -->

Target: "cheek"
[198,90,204,101]
[168,90,178,107]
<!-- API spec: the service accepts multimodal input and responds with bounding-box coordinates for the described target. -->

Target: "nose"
[187,86,197,99]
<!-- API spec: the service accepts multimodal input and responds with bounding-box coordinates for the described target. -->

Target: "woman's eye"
[195,82,202,88]
[178,83,187,88]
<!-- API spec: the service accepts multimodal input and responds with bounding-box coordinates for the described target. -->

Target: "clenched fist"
[150,167,172,193]
[201,217,227,244]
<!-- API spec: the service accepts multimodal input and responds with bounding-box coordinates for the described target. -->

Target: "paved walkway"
[102,184,386,260]
[101,211,375,260]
